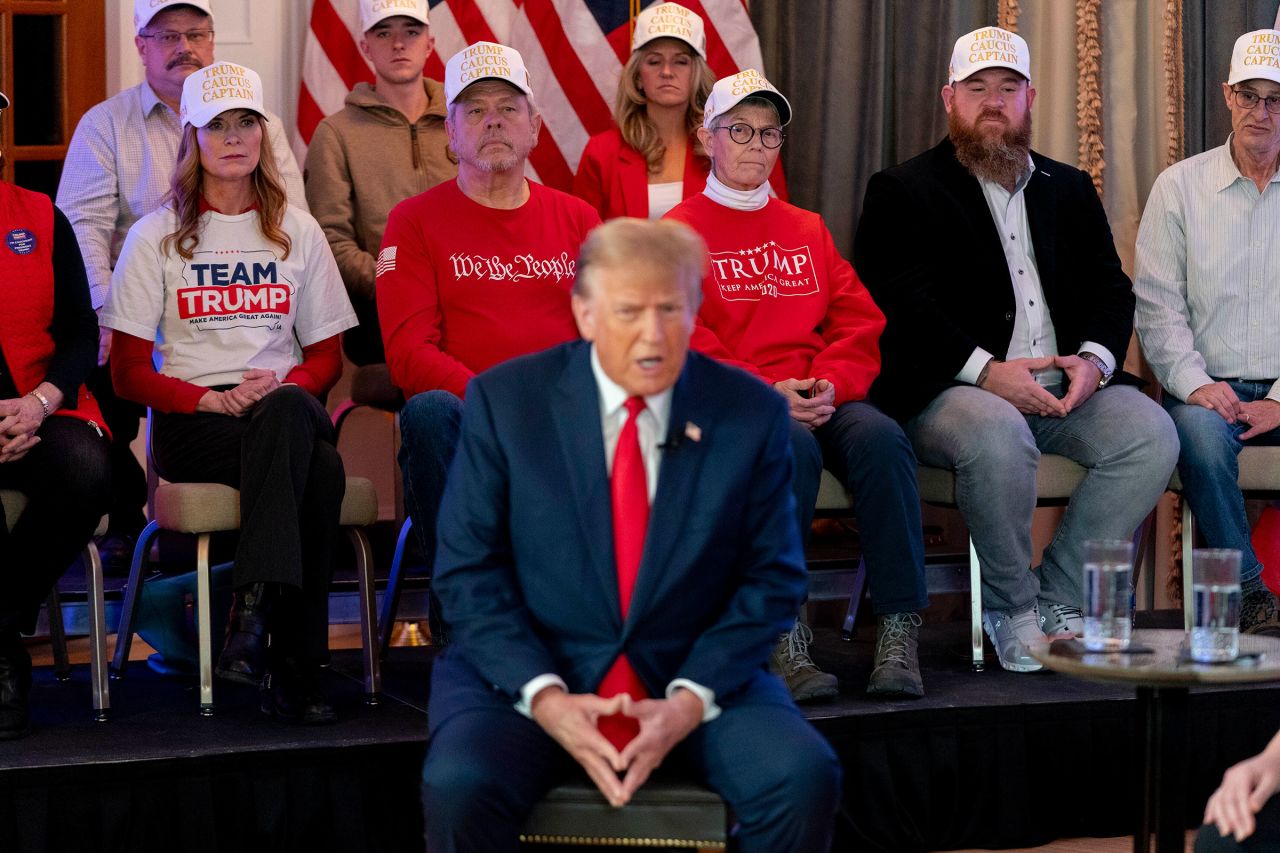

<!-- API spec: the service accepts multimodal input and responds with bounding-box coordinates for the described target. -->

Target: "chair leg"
[196,533,214,716]
[111,519,161,677]
[841,557,868,641]
[969,536,984,672]
[84,541,111,720]
[1182,498,1196,633]
[347,527,382,705]
[46,587,71,682]
[378,517,414,657]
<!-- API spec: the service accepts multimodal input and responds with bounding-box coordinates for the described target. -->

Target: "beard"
[949,108,1033,188]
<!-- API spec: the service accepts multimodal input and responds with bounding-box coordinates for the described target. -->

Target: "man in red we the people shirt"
[377,41,601,632]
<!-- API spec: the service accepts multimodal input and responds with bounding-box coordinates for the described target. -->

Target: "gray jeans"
[905,384,1179,613]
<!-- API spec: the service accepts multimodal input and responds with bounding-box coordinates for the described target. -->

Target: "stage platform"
[2,614,1278,853]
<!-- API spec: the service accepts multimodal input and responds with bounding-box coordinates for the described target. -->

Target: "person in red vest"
[102,66,357,725]
[572,3,786,221]
[0,89,111,739]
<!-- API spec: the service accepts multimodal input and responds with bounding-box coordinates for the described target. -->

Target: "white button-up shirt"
[1134,137,1280,403]
[56,81,307,310]
[956,158,1116,387]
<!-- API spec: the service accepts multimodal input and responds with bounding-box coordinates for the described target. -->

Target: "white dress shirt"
[56,81,307,310]
[955,158,1116,387]
[1134,137,1280,403]
[516,346,720,723]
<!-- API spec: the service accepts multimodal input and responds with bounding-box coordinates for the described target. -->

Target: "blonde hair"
[574,217,707,309]
[162,116,292,261]
[614,44,715,175]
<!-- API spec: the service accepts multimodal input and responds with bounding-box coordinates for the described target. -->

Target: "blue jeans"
[789,401,929,615]
[398,390,465,570]
[1163,379,1280,584]
[905,384,1179,613]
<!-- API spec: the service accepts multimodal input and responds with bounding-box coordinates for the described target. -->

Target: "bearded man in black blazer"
[854,26,1177,674]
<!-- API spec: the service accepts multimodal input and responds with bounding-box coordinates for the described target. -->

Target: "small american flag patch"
[375,246,398,278]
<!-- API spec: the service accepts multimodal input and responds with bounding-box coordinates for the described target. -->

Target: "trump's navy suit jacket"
[427,340,807,733]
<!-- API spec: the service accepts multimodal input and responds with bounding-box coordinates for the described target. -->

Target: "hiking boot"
[1241,583,1280,636]
[866,612,924,698]
[1038,600,1084,639]
[769,620,838,702]
[982,605,1046,672]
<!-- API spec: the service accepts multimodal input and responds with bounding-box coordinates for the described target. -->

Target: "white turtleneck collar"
[702,169,771,211]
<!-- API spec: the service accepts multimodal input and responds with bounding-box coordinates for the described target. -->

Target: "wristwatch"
[1078,351,1113,388]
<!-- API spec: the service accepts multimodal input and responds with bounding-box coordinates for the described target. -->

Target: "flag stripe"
[523,0,615,133]
[310,0,373,92]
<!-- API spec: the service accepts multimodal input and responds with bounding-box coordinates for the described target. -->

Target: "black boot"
[260,650,337,725]
[0,631,32,740]
[215,582,275,686]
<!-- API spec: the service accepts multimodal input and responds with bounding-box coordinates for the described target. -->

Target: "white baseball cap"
[180,61,266,128]
[1229,29,1280,86]
[632,3,706,59]
[948,26,1031,84]
[444,42,534,106]
[134,0,214,36]
[703,69,791,129]
[359,0,429,34]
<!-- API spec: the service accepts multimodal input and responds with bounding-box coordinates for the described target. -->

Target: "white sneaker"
[982,606,1046,672]
[1038,601,1084,639]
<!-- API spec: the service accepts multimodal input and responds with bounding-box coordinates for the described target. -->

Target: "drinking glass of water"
[1191,548,1242,663]
[1082,539,1135,651]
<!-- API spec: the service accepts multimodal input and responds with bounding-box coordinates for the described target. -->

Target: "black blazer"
[854,137,1136,422]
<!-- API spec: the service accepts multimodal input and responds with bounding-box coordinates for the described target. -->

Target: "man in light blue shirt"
[1135,28,1280,634]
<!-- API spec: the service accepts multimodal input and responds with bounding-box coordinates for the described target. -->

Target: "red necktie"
[597,395,650,751]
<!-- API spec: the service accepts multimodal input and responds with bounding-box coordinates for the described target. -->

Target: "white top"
[1134,138,1280,403]
[515,346,720,724]
[102,204,356,386]
[955,158,1116,387]
[56,81,307,310]
[646,181,684,220]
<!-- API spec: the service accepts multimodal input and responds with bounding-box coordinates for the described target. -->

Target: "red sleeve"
[571,136,608,220]
[376,196,476,399]
[808,227,886,406]
[689,317,769,383]
[109,331,209,414]
[284,335,342,396]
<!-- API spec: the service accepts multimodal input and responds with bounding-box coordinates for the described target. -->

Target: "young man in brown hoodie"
[304,0,456,366]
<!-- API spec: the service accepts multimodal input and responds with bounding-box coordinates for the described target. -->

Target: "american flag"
[294,0,767,191]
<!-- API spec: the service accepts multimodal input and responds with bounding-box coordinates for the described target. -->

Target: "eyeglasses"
[1231,88,1280,114]
[712,123,785,149]
[139,29,214,48]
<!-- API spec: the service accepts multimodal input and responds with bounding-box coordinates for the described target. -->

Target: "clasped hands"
[978,355,1101,416]
[195,368,280,416]
[1188,381,1280,440]
[530,686,704,808]
[774,377,836,430]
[0,393,48,463]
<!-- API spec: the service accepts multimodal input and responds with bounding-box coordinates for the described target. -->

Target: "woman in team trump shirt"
[572,3,784,221]
[666,70,932,703]
[102,64,357,725]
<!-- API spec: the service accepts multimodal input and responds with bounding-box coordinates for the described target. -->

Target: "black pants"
[1197,796,1280,852]
[341,295,385,367]
[151,386,344,663]
[88,361,147,539]
[0,416,110,633]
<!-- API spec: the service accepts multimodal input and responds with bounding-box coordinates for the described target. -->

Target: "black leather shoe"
[95,534,135,578]
[260,654,337,726]
[215,583,275,686]
[0,633,32,740]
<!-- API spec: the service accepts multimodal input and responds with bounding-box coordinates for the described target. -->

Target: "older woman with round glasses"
[666,70,932,701]
[573,3,785,220]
